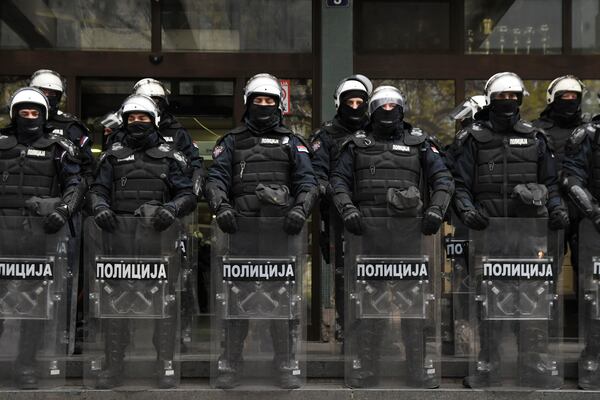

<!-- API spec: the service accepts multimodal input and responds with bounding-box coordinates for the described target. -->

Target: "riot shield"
[211,217,307,389]
[82,216,183,389]
[578,219,600,389]
[445,217,472,357]
[0,216,75,389]
[344,217,442,388]
[467,218,563,389]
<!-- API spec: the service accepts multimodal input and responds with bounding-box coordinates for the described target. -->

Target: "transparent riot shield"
[344,217,442,388]
[467,218,563,389]
[0,216,75,389]
[578,219,600,389]
[211,217,307,389]
[83,216,183,389]
[445,217,472,357]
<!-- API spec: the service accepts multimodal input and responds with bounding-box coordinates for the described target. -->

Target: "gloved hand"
[152,206,176,232]
[422,206,444,235]
[342,207,363,235]
[283,207,306,235]
[94,206,118,232]
[549,208,569,230]
[43,204,68,234]
[462,209,489,230]
[216,207,238,234]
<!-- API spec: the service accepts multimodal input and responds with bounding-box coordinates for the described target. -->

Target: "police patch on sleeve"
[212,145,224,158]
[311,139,321,152]
[296,145,309,154]
[431,144,439,153]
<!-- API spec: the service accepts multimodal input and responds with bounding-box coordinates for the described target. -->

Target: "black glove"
[422,206,444,235]
[43,204,69,234]
[216,207,238,234]
[343,207,363,235]
[549,208,569,230]
[152,206,176,232]
[462,209,489,230]
[283,207,306,235]
[94,206,118,232]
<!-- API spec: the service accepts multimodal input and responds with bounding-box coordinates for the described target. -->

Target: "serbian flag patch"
[297,145,309,153]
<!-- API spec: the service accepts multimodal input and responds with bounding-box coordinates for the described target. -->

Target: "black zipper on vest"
[121,176,127,187]
[370,163,376,175]
[502,137,509,217]
[239,160,246,180]
[18,149,26,203]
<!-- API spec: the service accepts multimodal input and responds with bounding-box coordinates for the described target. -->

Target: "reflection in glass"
[161,0,311,52]
[573,0,600,53]
[0,0,151,50]
[465,0,562,55]
[357,1,450,52]
[0,77,29,128]
[282,79,313,138]
[373,80,455,144]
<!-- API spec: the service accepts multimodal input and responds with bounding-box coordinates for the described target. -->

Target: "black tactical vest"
[0,133,67,208]
[586,125,600,199]
[468,121,540,217]
[227,127,293,214]
[46,111,88,143]
[533,118,578,173]
[350,129,425,216]
[103,142,185,213]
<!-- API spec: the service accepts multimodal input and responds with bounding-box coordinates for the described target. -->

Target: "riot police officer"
[309,74,372,342]
[29,69,94,182]
[0,87,84,388]
[330,85,454,388]
[106,78,206,196]
[206,73,317,389]
[453,72,569,388]
[562,119,600,389]
[89,94,196,389]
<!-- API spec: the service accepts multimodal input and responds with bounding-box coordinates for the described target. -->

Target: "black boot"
[518,324,561,389]
[347,319,383,388]
[154,316,177,388]
[580,319,600,390]
[402,320,439,389]
[15,320,43,389]
[215,319,248,389]
[463,320,502,388]
[96,319,128,389]
[271,320,301,389]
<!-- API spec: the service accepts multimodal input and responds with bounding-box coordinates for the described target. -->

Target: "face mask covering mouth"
[489,99,520,131]
[338,102,368,129]
[246,101,281,134]
[127,121,155,140]
[371,106,403,135]
[552,97,581,121]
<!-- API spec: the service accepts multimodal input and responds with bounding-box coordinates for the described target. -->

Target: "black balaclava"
[547,94,582,127]
[488,97,520,132]
[337,89,368,131]
[124,113,157,148]
[43,89,62,115]
[14,103,46,145]
[371,105,403,137]
[245,94,281,134]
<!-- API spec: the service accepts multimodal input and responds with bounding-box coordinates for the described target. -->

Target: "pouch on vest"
[255,183,290,217]
[512,183,549,218]
[386,186,423,217]
[25,196,62,216]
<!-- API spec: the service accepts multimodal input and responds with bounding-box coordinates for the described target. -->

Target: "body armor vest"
[0,134,61,209]
[589,128,600,200]
[352,131,423,216]
[105,144,174,213]
[229,128,293,215]
[471,123,539,217]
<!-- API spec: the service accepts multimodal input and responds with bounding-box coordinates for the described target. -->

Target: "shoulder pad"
[403,127,427,146]
[36,133,79,158]
[273,125,294,135]
[342,130,372,150]
[293,133,310,149]
[464,122,494,143]
[230,125,248,135]
[146,144,189,169]
[54,112,89,132]
[532,118,554,130]
[0,133,17,150]
[106,141,134,159]
[513,120,536,134]
[569,123,596,146]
